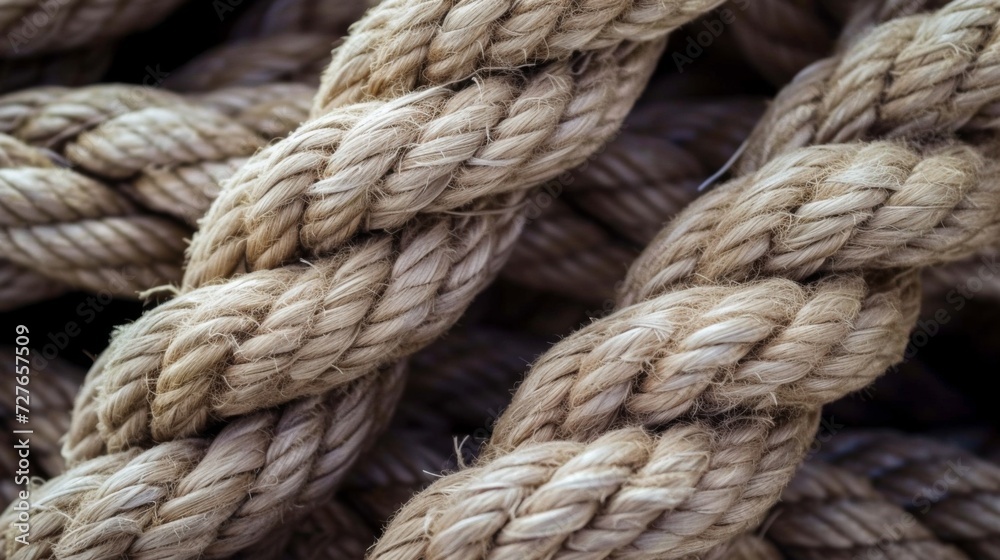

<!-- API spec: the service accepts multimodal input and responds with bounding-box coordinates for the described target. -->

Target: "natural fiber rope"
[0,0,188,57]
[365,3,1000,558]
[0,83,313,297]
[0,1,724,558]
[3,2,996,552]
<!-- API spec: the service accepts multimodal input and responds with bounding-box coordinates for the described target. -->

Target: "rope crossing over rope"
[0,0,998,559]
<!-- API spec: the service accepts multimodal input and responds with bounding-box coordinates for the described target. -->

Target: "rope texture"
[0,0,726,557]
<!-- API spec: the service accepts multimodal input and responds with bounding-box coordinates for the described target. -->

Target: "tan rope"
[0,1,725,557]
[4,1,998,558]
[367,3,1000,558]
[0,83,313,296]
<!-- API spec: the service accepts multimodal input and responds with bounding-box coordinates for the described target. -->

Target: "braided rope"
[0,83,313,296]
[367,3,1000,558]
[0,0,727,557]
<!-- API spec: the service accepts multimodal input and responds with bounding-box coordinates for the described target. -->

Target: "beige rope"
[0,1,724,557]
[0,133,189,296]
[368,3,1000,558]
[0,83,313,296]
[78,30,684,452]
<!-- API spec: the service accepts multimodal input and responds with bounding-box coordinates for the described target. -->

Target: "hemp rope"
[68,3,704,449]
[366,3,1000,558]
[0,83,313,296]
[1,1,725,557]
[0,0,187,57]
[1,2,992,556]
[1,83,761,305]
[6,333,996,560]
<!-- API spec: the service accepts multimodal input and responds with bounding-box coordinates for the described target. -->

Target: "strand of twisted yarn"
[0,83,313,297]
[0,0,188,57]
[3,3,725,558]
[0,134,189,295]
[77,0,726,454]
[0,357,407,559]
[371,4,1000,558]
[816,431,1000,558]
[734,0,1000,175]
[311,0,728,113]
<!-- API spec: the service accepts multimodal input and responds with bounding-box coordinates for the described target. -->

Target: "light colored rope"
[0,84,313,296]
[369,3,1000,558]
[0,1,724,557]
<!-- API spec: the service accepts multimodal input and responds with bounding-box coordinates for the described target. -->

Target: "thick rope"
[1,1,725,557]
[0,83,313,296]
[368,3,1000,558]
